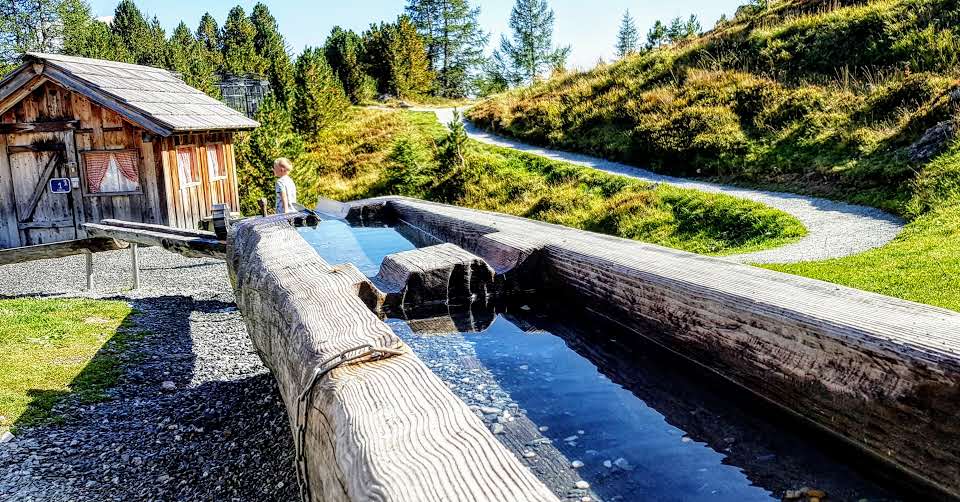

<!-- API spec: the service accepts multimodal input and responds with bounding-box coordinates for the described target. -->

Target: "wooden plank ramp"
[330,195,960,499]
[83,219,225,259]
[227,215,558,502]
[0,237,127,266]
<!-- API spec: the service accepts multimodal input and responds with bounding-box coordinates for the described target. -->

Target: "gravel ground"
[0,247,297,501]
[422,107,906,264]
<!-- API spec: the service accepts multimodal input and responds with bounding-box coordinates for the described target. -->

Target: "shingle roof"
[9,53,259,136]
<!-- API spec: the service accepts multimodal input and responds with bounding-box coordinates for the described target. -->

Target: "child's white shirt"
[275,175,297,214]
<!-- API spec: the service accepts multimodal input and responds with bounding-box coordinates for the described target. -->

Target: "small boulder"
[909,120,957,163]
[160,381,177,392]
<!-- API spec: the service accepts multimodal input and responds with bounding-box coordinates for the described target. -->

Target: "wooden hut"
[0,52,258,249]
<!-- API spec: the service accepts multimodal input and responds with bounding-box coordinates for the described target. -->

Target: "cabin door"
[6,132,82,246]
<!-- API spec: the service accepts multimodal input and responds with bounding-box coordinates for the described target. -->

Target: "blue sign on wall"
[50,178,71,194]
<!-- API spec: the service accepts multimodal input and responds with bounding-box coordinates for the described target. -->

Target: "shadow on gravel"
[2,294,298,501]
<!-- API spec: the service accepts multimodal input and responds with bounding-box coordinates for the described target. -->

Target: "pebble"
[570,460,584,468]
[603,460,612,468]
[479,406,501,415]
[564,435,578,442]
[614,457,634,470]
[522,451,536,458]
[520,305,531,311]
[538,426,549,432]
[0,248,297,501]
[0,432,13,444]
[491,423,505,435]
[160,381,176,392]
[574,480,590,489]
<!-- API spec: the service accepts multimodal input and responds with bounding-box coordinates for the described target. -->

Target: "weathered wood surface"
[227,215,558,502]
[0,237,126,265]
[83,222,224,259]
[327,196,960,498]
[372,243,495,313]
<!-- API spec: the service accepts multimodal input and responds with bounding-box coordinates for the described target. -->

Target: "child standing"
[273,157,298,214]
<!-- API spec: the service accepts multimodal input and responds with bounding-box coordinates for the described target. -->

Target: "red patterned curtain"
[84,152,110,192]
[113,151,139,182]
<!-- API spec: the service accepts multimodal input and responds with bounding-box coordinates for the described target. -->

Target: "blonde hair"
[274,157,294,172]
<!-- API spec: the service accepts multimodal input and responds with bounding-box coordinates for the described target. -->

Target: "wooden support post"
[130,243,140,290]
[84,251,93,291]
[258,197,269,217]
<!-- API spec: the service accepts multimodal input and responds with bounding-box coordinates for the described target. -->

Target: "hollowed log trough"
[229,197,960,501]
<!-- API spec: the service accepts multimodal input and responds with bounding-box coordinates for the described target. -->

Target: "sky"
[88,0,745,69]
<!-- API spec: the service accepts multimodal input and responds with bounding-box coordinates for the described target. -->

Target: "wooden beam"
[6,144,66,154]
[98,219,219,240]
[18,219,73,230]
[0,237,127,266]
[83,222,225,259]
[0,120,80,134]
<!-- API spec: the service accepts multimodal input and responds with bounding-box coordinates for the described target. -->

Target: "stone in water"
[574,480,590,489]
[571,460,584,468]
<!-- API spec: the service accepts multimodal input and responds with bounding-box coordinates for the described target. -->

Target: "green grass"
[765,200,960,311]
[0,299,136,433]
[295,107,806,256]
[467,0,960,215]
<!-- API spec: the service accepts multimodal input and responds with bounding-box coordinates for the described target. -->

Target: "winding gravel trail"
[420,107,905,264]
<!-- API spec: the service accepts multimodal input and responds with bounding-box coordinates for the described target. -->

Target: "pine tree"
[140,16,168,68]
[645,20,667,50]
[221,6,264,77]
[59,0,132,62]
[405,0,488,97]
[235,94,303,214]
[292,47,349,139]
[499,0,570,85]
[615,10,639,59]
[666,17,685,43]
[166,21,218,97]
[684,15,702,39]
[251,3,294,104]
[325,27,369,103]
[361,17,434,99]
[196,13,223,72]
[392,16,434,98]
[111,0,151,63]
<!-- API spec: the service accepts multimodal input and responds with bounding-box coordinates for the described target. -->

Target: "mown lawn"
[0,298,136,433]
[765,202,960,312]
[295,108,806,256]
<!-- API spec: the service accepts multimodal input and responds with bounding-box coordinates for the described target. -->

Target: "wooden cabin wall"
[0,81,165,247]
[159,132,241,230]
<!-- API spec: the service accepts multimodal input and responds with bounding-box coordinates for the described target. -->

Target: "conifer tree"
[405,0,488,97]
[140,16,168,67]
[292,47,349,138]
[498,0,570,85]
[221,6,264,76]
[391,16,434,98]
[196,13,223,72]
[111,0,151,63]
[646,20,667,50]
[325,27,369,103]
[251,3,294,104]
[615,10,639,59]
[166,21,218,97]
[59,0,132,62]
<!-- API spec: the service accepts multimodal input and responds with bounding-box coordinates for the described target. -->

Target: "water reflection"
[390,302,903,502]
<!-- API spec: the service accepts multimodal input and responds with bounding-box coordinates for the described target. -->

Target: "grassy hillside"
[468,0,960,215]
[294,108,805,256]
[466,0,960,311]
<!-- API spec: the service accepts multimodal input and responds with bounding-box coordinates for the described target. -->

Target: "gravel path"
[421,107,906,264]
[0,247,296,501]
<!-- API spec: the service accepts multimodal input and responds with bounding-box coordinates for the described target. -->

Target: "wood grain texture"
[83,222,224,259]
[327,196,960,498]
[372,243,495,312]
[0,237,127,265]
[227,215,558,502]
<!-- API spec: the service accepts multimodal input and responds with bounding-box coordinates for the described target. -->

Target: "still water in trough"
[299,220,904,501]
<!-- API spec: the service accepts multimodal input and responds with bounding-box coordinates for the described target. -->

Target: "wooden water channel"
[16,197,959,501]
